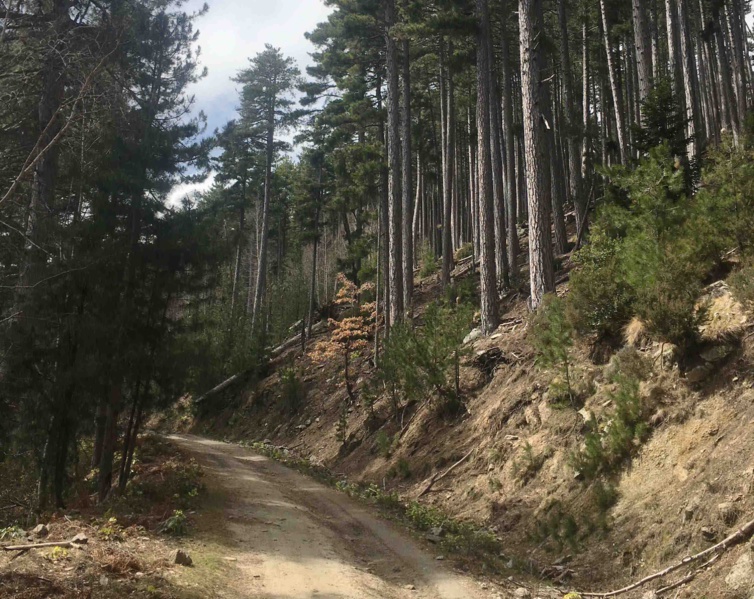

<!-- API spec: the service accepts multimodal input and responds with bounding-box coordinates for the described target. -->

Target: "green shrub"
[531,294,574,400]
[454,243,473,261]
[532,501,580,551]
[280,367,306,412]
[570,375,649,480]
[696,138,754,256]
[571,144,721,357]
[393,458,411,479]
[443,277,476,306]
[160,509,188,536]
[375,431,394,458]
[607,346,652,382]
[419,241,439,278]
[376,301,473,414]
[730,259,754,314]
[568,230,634,341]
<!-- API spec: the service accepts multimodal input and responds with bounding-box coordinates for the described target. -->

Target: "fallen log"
[193,371,247,404]
[270,320,327,358]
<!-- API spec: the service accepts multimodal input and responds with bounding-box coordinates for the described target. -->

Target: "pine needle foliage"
[570,375,649,481]
[569,144,716,357]
[375,301,473,415]
[531,294,574,400]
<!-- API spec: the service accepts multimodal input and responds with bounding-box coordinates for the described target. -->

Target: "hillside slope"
[190,264,754,598]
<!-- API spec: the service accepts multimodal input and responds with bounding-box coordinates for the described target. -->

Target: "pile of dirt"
[194,267,754,598]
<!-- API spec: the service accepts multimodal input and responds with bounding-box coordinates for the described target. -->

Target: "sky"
[168,0,333,205]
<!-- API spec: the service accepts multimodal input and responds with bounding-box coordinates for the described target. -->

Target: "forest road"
[167,434,492,599]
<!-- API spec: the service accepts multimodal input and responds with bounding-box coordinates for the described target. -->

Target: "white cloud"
[170,0,332,203]
[185,0,332,135]
[167,171,217,207]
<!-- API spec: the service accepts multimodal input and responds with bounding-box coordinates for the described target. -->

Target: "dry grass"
[624,316,649,347]
[701,288,748,341]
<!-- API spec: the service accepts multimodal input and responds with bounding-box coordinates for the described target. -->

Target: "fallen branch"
[418,448,475,498]
[656,554,720,595]
[578,517,754,597]
[2,539,76,552]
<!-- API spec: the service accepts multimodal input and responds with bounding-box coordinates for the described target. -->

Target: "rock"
[700,344,734,364]
[701,526,717,541]
[425,526,444,544]
[296,425,306,431]
[404,584,416,590]
[99,575,109,587]
[687,364,713,384]
[134,572,145,579]
[463,328,482,345]
[718,502,740,527]
[726,553,754,590]
[682,497,700,523]
[170,549,193,566]
[305,419,312,427]
[71,533,89,545]
[524,406,541,428]
[513,588,531,598]
[435,555,444,561]
[640,592,658,599]
[31,524,49,537]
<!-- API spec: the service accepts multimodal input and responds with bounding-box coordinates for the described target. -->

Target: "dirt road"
[168,434,493,599]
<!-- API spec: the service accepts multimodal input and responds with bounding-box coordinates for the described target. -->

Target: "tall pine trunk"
[385,0,404,326]
[400,4,413,319]
[520,0,555,310]
[476,0,500,334]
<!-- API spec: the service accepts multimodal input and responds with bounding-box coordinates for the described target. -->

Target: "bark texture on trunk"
[385,0,404,326]
[476,0,499,334]
[519,0,555,310]
[400,3,413,319]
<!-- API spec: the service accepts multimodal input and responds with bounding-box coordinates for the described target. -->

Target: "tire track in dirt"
[168,434,492,599]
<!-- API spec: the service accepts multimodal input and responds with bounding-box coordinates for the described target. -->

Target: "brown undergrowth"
[0,436,207,599]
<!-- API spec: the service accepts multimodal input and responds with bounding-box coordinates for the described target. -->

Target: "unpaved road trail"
[168,434,493,599]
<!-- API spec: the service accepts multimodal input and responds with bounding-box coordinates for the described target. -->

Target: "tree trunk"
[385,0,404,326]
[500,16,519,281]
[557,0,585,233]
[676,0,700,158]
[476,0,500,334]
[251,104,276,334]
[600,0,628,163]
[440,39,455,288]
[519,0,555,310]
[230,185,246,318]
[632,0,653,116]
[376,76,391,332]
[400,3,413,319]
[488,33,509,289]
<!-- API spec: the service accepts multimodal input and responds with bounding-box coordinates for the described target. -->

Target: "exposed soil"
[167,433,498,599]
[190,266,754,598]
